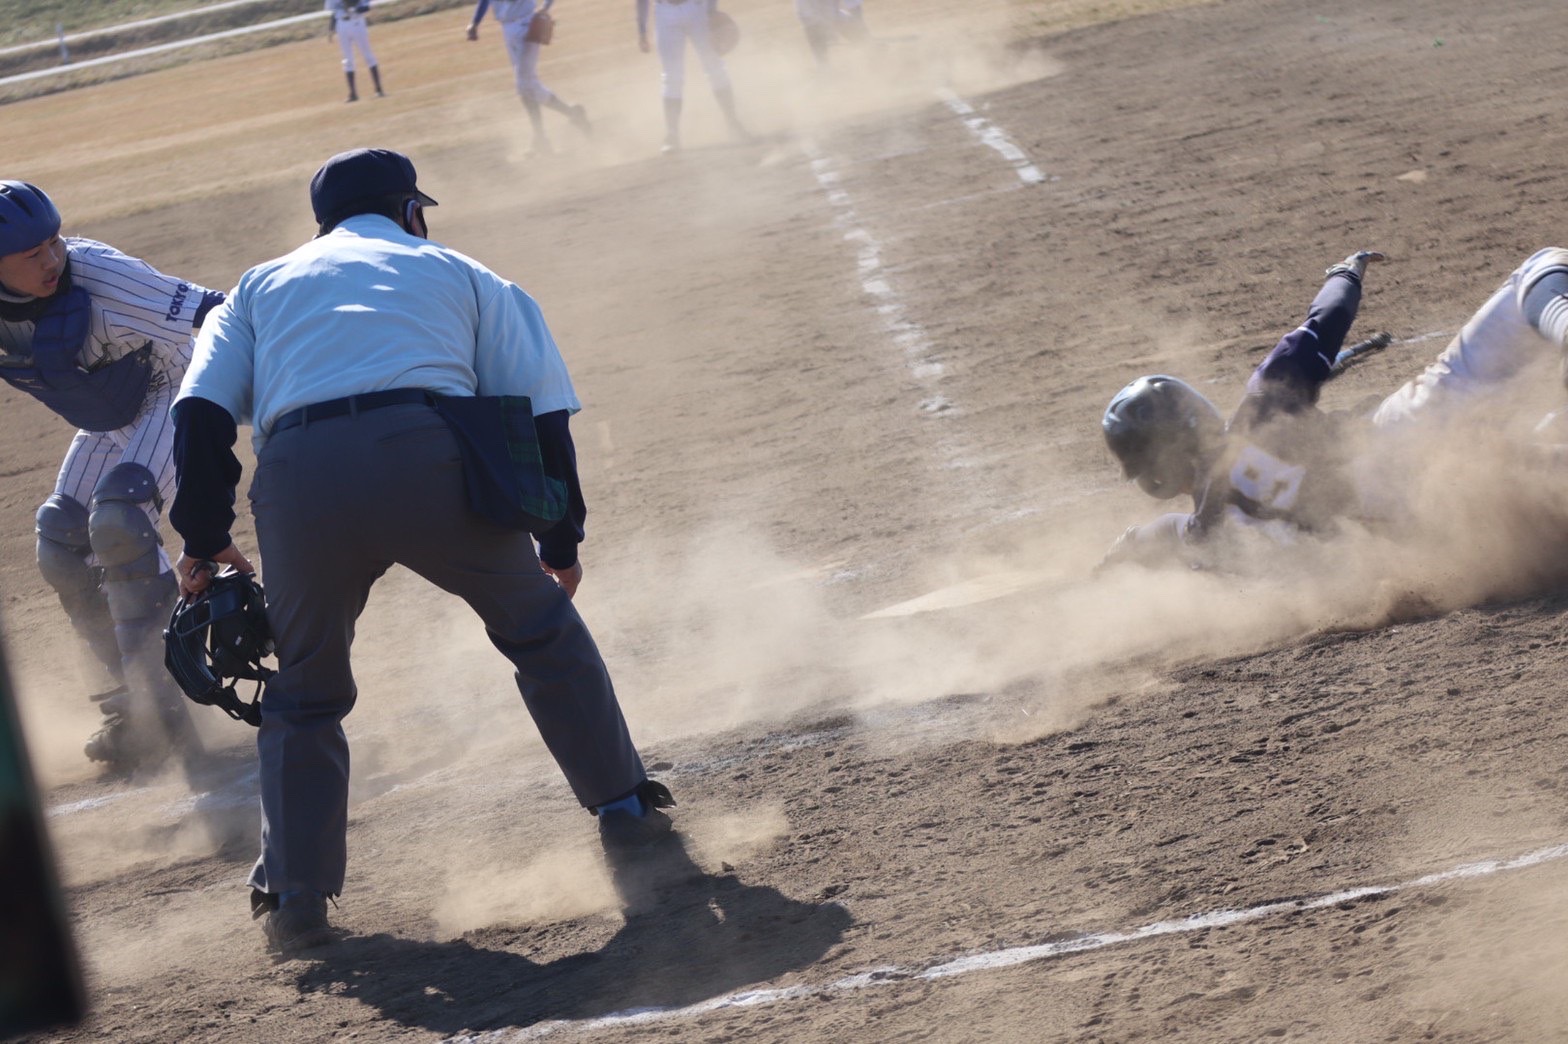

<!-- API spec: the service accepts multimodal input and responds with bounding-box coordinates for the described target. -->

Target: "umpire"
[167,147,673,953]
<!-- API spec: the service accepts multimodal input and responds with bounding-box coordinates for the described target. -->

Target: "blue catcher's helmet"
[1103,375,1225,500]
[0,181,62,257]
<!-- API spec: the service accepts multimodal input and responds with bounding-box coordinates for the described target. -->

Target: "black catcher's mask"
[163,570,275,727]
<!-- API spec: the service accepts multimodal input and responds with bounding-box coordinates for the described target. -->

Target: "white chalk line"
[800,138,965,439]
[47,790,138,817]
[0,0,418,87]
[935,88,1049,186]
[1396,329,1454,346]
[0,0,285,59]
[48,764,260,820]
[447,840,1568,1043]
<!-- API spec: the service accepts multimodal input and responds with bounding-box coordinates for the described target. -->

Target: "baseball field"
[7,0,1568,1039]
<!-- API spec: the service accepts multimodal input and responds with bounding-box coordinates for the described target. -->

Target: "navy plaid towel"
[430,394,568,534]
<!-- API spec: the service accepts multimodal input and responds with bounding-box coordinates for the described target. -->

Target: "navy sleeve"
[470,0,490,24]
[533,409,587,570]
[169,396,243,559]
[193,290,226,328]
[1237,270,1364,423]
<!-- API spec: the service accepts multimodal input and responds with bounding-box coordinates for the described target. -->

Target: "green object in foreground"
[0,632,86,1037]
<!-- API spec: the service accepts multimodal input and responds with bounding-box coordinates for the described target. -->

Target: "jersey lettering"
[164,282,190,322]
[1229,443,1306,512]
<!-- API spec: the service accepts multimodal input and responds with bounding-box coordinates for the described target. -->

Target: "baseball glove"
[525,10,555,44]
[709,10,739,55]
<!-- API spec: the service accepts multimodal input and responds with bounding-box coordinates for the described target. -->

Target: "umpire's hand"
[176,543,256,598]
[541,560,582,599]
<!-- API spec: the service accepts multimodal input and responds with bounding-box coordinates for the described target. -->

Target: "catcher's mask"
[163,570,275,727]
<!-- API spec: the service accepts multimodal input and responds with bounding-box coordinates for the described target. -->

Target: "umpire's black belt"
[271,388,433,435]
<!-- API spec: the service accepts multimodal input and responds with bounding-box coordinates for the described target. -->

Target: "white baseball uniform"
[1373,248,1568,429]
[326,0,378,74]
[795,0,862,29]
[0,238,209,534]
[654,0,731,101]
[486,0,558,103]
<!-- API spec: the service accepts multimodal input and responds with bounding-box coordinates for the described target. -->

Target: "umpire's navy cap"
[309,147,438,226]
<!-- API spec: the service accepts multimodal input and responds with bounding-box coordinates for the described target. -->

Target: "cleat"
[597,804,674,850]
[1329,331,1394,377]
[254,890,339,954]
[594,779,676,851]
[1325,250,1385,280]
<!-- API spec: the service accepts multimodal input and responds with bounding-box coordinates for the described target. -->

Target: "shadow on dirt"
[291,831,852,1034]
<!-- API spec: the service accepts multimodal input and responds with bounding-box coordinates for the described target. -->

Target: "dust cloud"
[428,802,789,936]
[1397,866,1568,1038]
[432,843,615,936]
[294,381,1568,782]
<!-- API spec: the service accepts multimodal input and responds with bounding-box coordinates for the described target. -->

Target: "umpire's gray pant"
[244,402,646,898]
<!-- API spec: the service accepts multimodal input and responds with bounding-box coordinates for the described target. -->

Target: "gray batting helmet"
[1103,375,1225,500]
[0,181,62,257]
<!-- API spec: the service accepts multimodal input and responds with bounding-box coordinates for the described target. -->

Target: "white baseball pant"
[335,17,377,73]
[656,0,730,101]
[53,380,179,574]
[795,0,862,27]
[502,15,555,102]
[1373,248,1568,429]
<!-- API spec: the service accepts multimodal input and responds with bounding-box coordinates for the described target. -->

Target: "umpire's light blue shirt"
[176,213,580,450]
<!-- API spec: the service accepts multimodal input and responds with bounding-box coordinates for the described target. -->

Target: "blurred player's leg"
[655,2,688,152]
[88,462,201,772]
[838,0,870,43]
[350,24,383,96]
[502,23,586,151]
[686,6,749,141]
[505,22,553,152]
[336,29,358,101]
[1374,249,1568,429]
[796,0,836,65]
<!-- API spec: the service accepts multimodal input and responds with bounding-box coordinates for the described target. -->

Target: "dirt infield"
[7,0,1568,1040]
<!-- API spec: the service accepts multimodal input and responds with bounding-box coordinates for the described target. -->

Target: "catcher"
[0,180,225,772]
[1099,247,1568,572]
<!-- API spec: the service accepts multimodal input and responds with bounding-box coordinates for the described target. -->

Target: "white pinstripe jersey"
[0,238,215,514]
[0,237,209,407]
[325,0,369,25]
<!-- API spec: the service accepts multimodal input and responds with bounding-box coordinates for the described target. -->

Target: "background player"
[636,0,750,154]
[795,0,869,67]
[0,181,225,773]
[326,0,385,103]
[1099,248,1568,572]
[466,0,592,156]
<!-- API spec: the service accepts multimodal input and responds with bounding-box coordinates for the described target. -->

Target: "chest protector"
[0,285,153,432]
